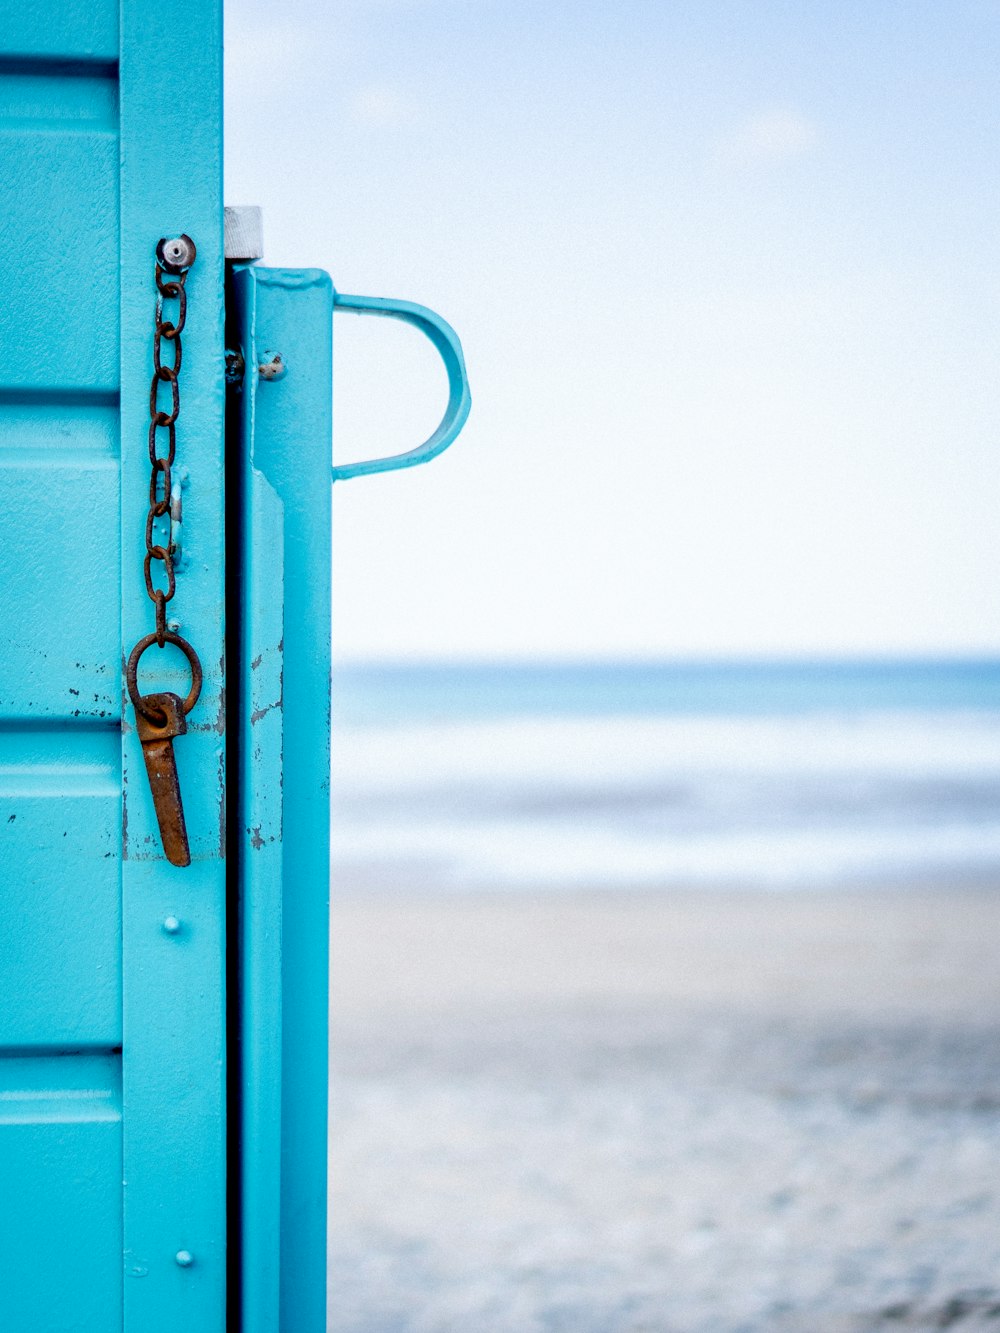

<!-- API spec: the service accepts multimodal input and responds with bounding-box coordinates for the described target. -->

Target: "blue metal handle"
[330,291,471,481]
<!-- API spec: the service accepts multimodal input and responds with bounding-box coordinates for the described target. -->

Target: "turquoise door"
[230,259,468,1333]
[0,7,469,1330]
[0,4,227,1330]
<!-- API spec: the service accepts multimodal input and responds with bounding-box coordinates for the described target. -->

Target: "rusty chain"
[126,235,203,724]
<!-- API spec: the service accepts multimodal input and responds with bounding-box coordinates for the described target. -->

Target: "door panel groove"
[0,1050,121,1124]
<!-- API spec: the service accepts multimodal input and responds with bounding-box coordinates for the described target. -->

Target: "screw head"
[157,234,197,273]
[258,350,287,381]
[175,1250,194,1268]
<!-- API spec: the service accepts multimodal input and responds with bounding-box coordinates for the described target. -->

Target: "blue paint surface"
[0,11,469,1330]
[233,265,332,1333]
[0,5,226,1331]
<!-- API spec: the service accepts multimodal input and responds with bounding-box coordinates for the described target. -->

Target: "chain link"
[145,250,189,643]
[127,236,202,717]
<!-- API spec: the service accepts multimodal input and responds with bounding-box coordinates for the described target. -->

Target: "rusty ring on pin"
[126,631,202,720]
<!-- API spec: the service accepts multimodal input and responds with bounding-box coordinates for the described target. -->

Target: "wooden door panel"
[0,6,226,1331]
[0,447,119,717]
[0,69,119,392]
[0,1053,122,1332]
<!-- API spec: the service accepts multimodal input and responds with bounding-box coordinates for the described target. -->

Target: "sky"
[223,0,1000,661]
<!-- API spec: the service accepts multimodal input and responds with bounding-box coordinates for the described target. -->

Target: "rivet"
[258,350,287,381]
[175,1250,194,1268]
[162,916,182,935]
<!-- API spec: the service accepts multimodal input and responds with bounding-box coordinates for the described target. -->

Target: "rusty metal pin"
[135,691,191,867]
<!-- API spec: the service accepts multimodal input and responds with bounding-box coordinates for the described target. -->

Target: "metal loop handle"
[329,292,471,481]
[126,631,203,719]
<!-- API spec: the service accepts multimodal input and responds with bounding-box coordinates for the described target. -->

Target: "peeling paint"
[249,698,281,726]
[217,749,226,860]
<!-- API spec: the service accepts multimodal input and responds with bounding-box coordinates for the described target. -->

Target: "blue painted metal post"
[119,5,227,1330]
[231,261,471,1330]
[232,265,333,1333]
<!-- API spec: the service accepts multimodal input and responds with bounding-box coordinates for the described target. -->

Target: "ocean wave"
[330,711,1000,890]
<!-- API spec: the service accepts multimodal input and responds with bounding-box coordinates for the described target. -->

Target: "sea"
[329,659,1000,892]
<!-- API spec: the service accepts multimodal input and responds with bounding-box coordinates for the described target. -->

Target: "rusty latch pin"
[126,630,202,867]
[135,691,192,867]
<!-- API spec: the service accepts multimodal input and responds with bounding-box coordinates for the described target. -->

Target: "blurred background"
[225,3,1000,1329]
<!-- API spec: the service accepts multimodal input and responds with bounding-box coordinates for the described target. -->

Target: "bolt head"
[162,916,182,935]
[175,1250,195,1268]
[258,350,287,381]
[157,234,197,273]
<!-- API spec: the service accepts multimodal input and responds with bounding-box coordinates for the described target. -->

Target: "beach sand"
[329,886,1000,1332]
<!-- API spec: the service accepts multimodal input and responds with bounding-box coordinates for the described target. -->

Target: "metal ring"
[126,631,202,717]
